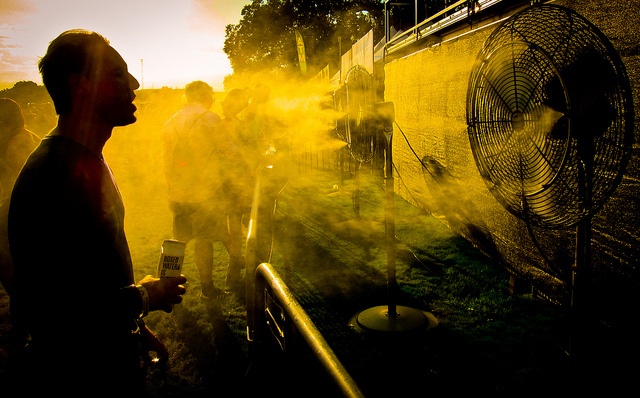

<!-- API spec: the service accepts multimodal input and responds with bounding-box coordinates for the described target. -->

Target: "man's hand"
[138,274,187,313]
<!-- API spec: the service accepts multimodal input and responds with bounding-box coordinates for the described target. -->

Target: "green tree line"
[222,0,386,84]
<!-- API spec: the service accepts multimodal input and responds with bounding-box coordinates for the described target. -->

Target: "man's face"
[90,45,140,127]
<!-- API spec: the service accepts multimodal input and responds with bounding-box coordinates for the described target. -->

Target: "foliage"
[223,0,386,81]
[0,81,51,106]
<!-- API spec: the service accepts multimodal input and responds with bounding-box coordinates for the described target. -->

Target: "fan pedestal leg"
[356,305,430,333]
[355,129,434,335]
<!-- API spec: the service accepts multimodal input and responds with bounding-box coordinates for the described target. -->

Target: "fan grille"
[345,65,376,163]
[467,4,633,229]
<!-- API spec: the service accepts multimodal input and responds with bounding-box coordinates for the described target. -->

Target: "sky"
[0,0,251,90]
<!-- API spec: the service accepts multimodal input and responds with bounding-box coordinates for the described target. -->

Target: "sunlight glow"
[0,0,246,90]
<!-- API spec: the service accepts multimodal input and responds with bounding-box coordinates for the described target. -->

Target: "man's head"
[222,88,249,119]
[38,29,140,127]
[185,80,214,108]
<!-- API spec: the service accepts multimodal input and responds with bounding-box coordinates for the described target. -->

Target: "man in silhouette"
[8,29,187,395]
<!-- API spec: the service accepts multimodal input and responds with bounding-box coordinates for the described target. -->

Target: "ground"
[0,168,634,396]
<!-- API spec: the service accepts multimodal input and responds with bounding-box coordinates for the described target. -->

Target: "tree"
[223,0,385,82]
[0,81,51,106]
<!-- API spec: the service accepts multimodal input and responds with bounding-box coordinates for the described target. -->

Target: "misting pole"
[355,102,430,334]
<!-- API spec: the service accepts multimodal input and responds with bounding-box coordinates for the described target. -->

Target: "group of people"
[0,27,285,394]
[161,81,258,298]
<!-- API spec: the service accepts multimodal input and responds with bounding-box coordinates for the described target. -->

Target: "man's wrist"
[136,284,149,317]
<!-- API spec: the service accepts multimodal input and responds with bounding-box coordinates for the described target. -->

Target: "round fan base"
[355,305,434,334]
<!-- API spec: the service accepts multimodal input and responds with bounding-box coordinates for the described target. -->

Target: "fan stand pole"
[356,131,430,334]
[353,161,361,218]
[569,218,593,382]
[569,154,595,380]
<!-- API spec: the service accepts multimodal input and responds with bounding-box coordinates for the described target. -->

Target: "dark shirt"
[8,135,144,393]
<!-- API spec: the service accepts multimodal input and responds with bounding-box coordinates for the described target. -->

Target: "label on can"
[157,239,186,279]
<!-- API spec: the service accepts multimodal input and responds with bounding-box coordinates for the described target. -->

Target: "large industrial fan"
[341,65,431,334]
[344,65,378,217]
[345,65,377,164]
[466,4,634,366]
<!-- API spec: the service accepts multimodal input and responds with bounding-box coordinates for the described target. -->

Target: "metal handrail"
[385,0,506,55]
[253,262,365,398]
[244,155,364,397]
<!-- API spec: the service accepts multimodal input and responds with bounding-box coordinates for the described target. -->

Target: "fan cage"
[466,4,634,229]
[345,65,377,163]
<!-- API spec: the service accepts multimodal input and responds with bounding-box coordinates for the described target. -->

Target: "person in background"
[241,83,290,179]
[0,97,41,349]
[8,29,187,395]
[162,80,234,299]
[240,83,271,168]
[0,98,40,206]
[219,88,252,292]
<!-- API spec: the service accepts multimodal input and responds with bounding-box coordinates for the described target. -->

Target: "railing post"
[245,155,287,351]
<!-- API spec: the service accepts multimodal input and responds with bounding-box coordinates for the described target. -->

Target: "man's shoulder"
[16,130,40,152]
[176,107,221,123]
[200,111,222,123]
[190,111,221,133]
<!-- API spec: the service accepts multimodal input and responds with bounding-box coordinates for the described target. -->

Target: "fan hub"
[511,111,525,131]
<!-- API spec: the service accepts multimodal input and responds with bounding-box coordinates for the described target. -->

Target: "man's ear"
[68,73,90,96]
[67,74,95,116]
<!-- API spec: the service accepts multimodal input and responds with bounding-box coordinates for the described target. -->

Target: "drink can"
[157,239,186,279]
